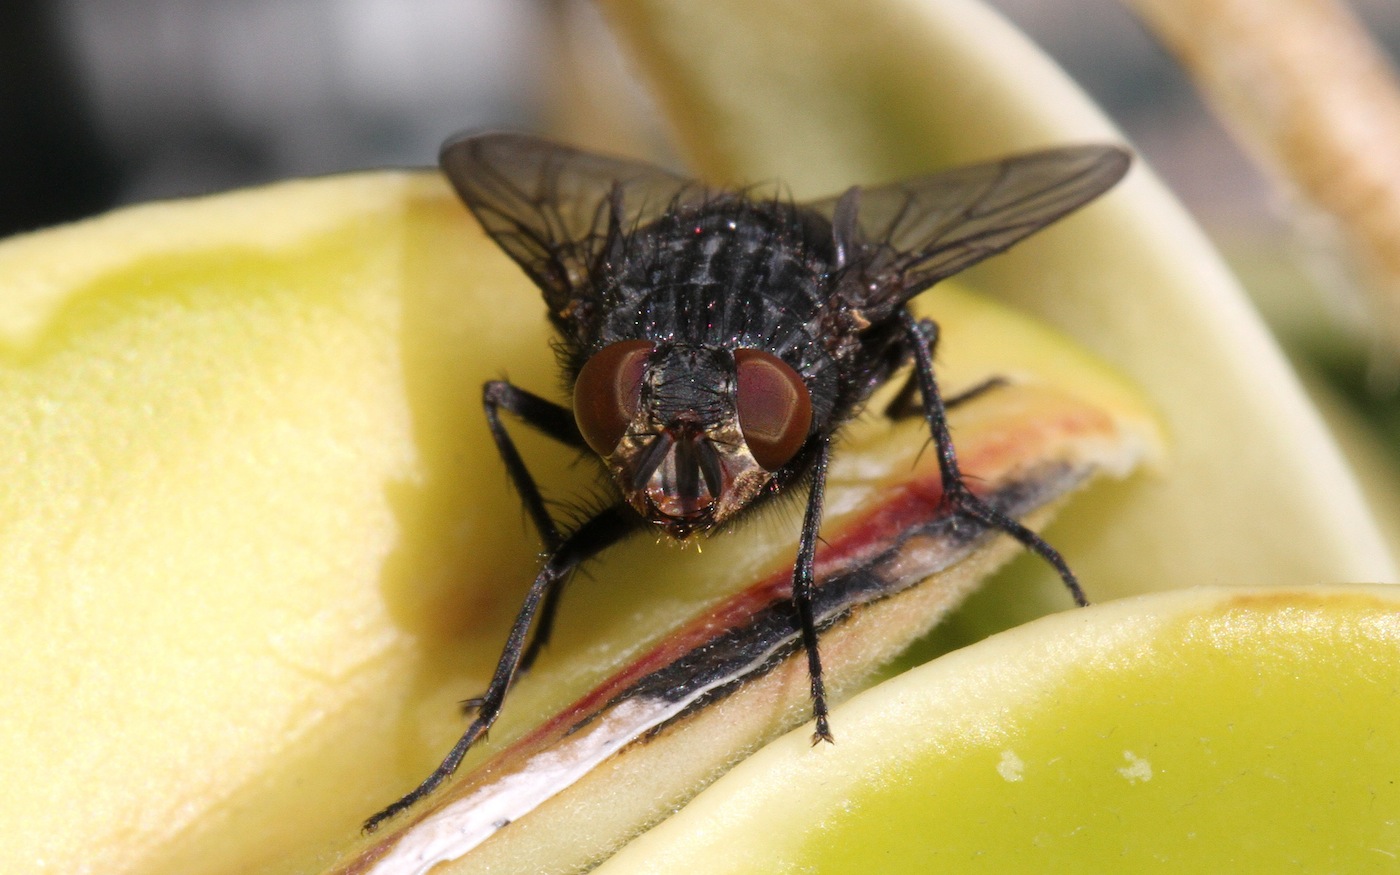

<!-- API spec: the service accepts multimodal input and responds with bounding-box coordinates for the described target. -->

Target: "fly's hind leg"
[896,309,1088,607]
[884,372,1008,420]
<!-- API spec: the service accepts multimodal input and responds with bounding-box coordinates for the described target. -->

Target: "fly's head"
[573,340,813,538]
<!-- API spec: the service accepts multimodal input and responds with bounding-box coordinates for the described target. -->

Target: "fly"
[364,132,1130,831]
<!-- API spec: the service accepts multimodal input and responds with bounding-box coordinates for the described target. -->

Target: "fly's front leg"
[896,308,1088,607]
[791,436,835,744]
[472,381,588,708]
[483,379,586,546]
[365,505,635,832]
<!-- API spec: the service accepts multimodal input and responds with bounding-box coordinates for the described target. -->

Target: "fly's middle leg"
[790,435,834,744]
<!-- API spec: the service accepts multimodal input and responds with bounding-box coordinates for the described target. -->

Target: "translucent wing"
[807,145,1130,316]
[440,132,709,314]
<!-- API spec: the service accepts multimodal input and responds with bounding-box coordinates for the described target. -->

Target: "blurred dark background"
[0,0,547,235]
[2,0,1398,241]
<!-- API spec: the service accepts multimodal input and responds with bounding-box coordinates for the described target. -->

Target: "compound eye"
[735,349,812,471]
[574,340,653,456]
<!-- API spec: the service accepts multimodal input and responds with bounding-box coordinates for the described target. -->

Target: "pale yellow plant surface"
[598,585,1400,874]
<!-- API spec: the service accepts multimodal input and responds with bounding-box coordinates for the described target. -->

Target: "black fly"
[364,133,1130,831]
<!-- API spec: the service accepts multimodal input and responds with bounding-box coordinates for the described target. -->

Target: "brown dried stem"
[1126,0,1400,348]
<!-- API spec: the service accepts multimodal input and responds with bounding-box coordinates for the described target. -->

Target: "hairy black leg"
[897,309,1088,607]
[884,371,1009,420]
[483,379,585,545]
[458,569,570,715]
[459,568,571,715]
[458,581,568,715]
[469,380,589,710]
[366,505,636,832]
[791,436,834,743]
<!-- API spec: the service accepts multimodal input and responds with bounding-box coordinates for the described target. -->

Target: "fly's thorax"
[572,341,814,539]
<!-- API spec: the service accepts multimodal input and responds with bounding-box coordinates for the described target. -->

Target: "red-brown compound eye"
[573,339,654,456]
[734,349,812,471]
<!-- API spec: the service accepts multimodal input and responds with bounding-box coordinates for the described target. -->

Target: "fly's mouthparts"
[651,458,714,519]
[630,425,731,524]
[629,430,674,492]
[674,431,702,504]
[696,440,725,500]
